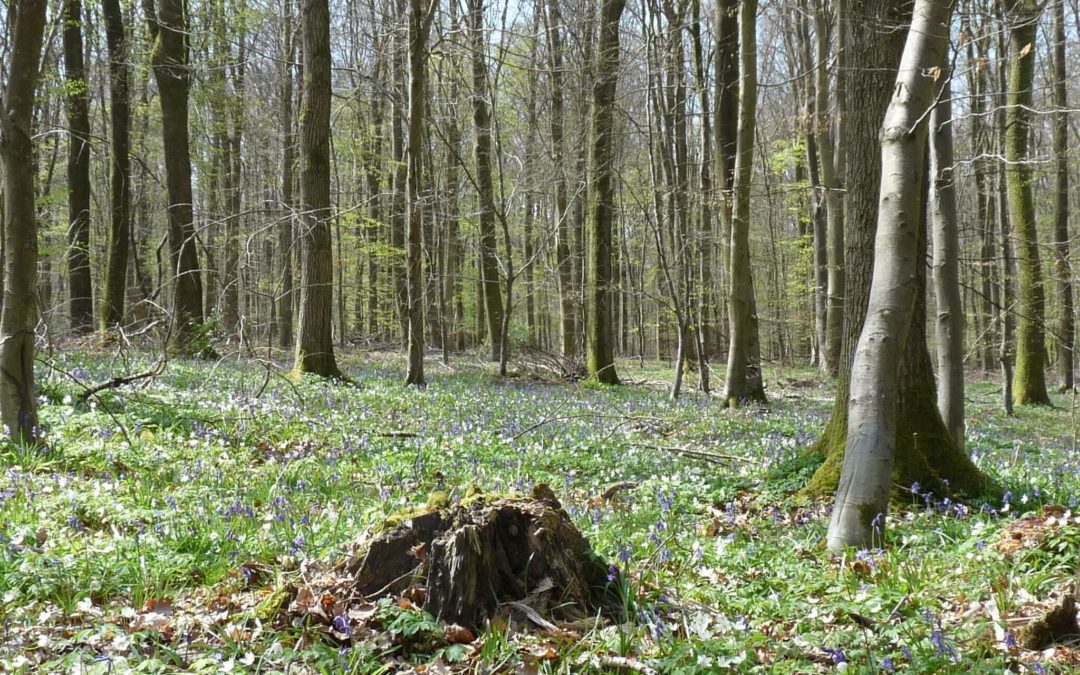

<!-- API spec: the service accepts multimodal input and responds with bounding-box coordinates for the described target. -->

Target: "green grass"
[0,350,1077,672]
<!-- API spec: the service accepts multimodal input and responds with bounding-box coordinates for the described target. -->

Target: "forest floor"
[1,348,1079,673]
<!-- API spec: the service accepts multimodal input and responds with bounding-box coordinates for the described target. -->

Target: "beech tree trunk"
[930,73,964,451]
[1052,0,1072,392]
[404,0,434,386]
[546,0,578,358]
[585,0,626,385]
[277,0,297,349]
[722,0,765,406]
[63,0,94,334]
[469,0,506,363]
[0,0,48,443]
[102,0,131,329]
[293,0,341,377]
[1006,0,1050,406]
[145,0,206,353]
[827,0,951,550]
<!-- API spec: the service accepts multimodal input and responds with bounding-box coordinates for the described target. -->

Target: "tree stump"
[346,487,621,630]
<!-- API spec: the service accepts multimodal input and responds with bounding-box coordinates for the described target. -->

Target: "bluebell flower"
[332,614,351,636]
[880,657,894,672]
[822,647,845,664]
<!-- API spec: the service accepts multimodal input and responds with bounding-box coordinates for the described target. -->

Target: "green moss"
[1021,595,1077,650]
[255,586,294,623]
[799,379,1001,501]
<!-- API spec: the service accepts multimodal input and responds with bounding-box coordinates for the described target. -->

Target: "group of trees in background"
[0,0,1075,546]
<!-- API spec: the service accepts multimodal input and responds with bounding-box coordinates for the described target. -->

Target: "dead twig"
[632,443,762,465]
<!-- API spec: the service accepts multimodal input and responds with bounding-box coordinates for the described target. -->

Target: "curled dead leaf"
[443,623,476,644]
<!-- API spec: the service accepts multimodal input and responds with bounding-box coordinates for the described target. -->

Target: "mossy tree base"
[801,353,999,501]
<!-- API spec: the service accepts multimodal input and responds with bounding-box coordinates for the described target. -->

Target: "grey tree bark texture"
[63,0,94,334]
[277,0,296,350]
[585,0,626,385]
[404,0,435,386]
[930,73,965,451]
[470,0,506,363]
[293,0,342,377]
[0,0,48,443]
[1052,0,1072,392]
[722,0,765,407]
[546,0,579,359]
[101,0,131,330]
[826,0,952,551]
[145,0,207,353]
[1006,0,1050,406]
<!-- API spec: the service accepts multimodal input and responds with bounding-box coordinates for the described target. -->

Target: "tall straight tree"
[293,0,342,377]
[277,0,297,349]
[930,71,964,450]
[722,0,765,406]
[585,0,626,385]
[101,0,131,329]
[1006,0,1049,405]
[404,0,435,385]
[63,0,93,333]
[1051,0,1072,391]
[469,0,505,362]
[0,0,48,443]
[144,0,206,352]
[546,0,578,357]
[826,0,952,550]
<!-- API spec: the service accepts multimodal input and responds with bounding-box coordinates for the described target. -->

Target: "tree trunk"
[585,0,626,385]
[63,0,94,334]
[145,0,206,353]
[101,0,131,329]
[1052,0,1072,391]
[404,0,434,386]
[714,0,738,358]
[0,0,48,443]
[722,0,765,406]
[1006,0,1049,406]
[930,73,964,450]
[546,0,578,358]
[293,0,341,378]
[812,0,843,376]
[277,0,297,350]
[469,0,505,363]
[826,0,952,550]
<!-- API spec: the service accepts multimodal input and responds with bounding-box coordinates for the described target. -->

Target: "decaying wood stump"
[346,487,621,630]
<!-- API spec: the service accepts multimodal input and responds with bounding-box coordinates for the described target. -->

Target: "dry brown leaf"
[443,623,476,644]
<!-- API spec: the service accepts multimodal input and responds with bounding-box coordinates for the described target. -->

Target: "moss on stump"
[346,486,621,630]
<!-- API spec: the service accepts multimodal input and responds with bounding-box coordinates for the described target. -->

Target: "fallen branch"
[77,365,165,403]
[577,654,658,675]
[632,444,762,465]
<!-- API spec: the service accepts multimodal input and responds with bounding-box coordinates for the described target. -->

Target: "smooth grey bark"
[144,0,206,352]
[293,0,341,377]
[545,0,578,358]
[1006,0,1049,406]
[277,0,297,349]
[469,0,505,363]
[585,0,626,385]
[827,0,951,550]
[0,0,48,443]
[404,0,435,386]
[63,0,93,334]
[1052,0,1072,391]
[930,72,965,451]
[813,0,844,376]
[722,0,765,406]
[101,0,131,330]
